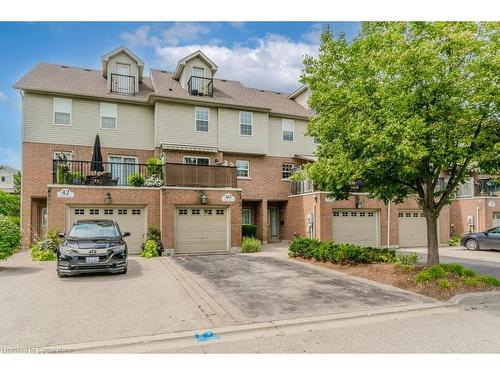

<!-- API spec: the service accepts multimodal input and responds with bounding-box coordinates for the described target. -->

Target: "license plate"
[86,257,100,264]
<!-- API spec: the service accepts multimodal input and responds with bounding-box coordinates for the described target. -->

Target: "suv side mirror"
[122,232,131,238]
[57,232,66,238]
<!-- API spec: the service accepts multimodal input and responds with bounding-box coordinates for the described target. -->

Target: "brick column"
[256,199,268,243]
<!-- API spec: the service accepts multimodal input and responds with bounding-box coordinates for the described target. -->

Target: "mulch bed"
[293,257,500,301]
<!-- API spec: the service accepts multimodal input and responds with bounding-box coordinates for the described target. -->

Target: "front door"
[116,63,131,92]
[267,207,280,242]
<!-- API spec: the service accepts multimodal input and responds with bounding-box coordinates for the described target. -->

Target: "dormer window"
[173,51,217,97]
[101,47,144,96]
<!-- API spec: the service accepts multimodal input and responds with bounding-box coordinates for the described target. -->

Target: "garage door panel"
[175,207,229,254]
[69,206,145,254]
[332,210,379,247]
[398,211,427,247]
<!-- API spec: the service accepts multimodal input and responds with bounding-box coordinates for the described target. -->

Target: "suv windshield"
[68,222,120,239]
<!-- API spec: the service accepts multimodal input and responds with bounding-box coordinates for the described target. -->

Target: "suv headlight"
[110,244,126,254]
[59,246,76,256]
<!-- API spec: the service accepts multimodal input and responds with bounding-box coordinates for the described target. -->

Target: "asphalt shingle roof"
[13,63,314,118]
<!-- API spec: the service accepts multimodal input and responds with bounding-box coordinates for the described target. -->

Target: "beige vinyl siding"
[268,116,316,157]
[180,56,213,91]
[23,92,154,150]
[155,102,218,148]
[106,51,140,93]
[293,88,311,109]
[218,108,269,154]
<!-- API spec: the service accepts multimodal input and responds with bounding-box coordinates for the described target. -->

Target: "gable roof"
[101,46,145,81]
[151,69,314,118]
[13,55,314,119]
[0,165,19,175]
[173,50,218,80]
[13,63,154,103]
[288,85,308,100]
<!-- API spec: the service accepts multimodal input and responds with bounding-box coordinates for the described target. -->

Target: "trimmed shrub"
[288,237,395,265]
[140,239,159,258]
[242,225,257,238]
[30,228,59,261]
[0,216,21,260]
[448,235,461,246]
[0,191,20,217]
[241,237,262,253]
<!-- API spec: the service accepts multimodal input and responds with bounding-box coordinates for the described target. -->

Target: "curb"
[448,291,500,306]
[42,301,451,353]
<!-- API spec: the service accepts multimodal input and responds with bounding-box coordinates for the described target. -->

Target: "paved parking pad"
[173,255,432,322]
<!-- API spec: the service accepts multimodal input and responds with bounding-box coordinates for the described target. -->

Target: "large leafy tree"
[301,22,499,265]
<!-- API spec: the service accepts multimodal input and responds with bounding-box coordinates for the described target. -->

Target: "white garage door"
[332,210,379,247]
[69,206,146,254]
[493,212,500,228]
[176,207,229,254]
[398,211,427,247]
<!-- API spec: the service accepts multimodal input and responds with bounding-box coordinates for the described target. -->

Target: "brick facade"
[23,141,461,251]
[449,197,500,236]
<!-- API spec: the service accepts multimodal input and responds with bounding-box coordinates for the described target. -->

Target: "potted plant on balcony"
[191,89,199,96]
[56,162,70,184]
[128,173,145,187]
[146,157,163,179]
[199,83,206,96]
[70,172,86,185]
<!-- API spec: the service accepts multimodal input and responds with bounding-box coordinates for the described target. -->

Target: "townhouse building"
[14,46,477,255]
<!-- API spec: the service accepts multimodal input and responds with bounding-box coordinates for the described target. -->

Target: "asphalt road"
[398,250,500,277]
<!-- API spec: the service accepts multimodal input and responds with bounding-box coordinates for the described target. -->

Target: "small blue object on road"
[195,331,220,342]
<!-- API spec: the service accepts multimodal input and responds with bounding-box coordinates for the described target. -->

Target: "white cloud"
[160,22,211,46]
[155,33,319,92]
[301,23,324,44]
[120,25,152,47]
[0,91,7,101]
[0,147,21,169]
[121,23,321,92]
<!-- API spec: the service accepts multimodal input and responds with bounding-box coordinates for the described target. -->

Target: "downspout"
[476,206,480,232]
[387,201,391,248]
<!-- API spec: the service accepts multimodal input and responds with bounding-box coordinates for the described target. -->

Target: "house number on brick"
[56,188,75,198]
[222,193,235,202]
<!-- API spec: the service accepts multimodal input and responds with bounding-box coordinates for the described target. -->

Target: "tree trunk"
[425,212,440,265]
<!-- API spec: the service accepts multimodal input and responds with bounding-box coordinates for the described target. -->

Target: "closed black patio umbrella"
[90,134,104,172]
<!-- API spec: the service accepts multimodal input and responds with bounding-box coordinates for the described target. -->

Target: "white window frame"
[53,97,72,126]
[236,160,250,179]
[195,107,210,133]
[108,155,139,185]
[100,102,118,130]
[183,156,210,166]
[192,66,205,78]
[282,119,294,142]
[239,111,253,136]
[53,151,73,161]
[242,208,253,225]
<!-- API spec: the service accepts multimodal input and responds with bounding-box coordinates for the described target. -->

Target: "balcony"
[164,163,237,188]
[111,73,135,95]
[53,160,237,189]
[455,178,500,198]
[290,178,364,196]
[187,76,213,97]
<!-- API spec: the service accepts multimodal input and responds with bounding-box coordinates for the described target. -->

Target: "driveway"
[173,255,432,323]
[0,251,212,349]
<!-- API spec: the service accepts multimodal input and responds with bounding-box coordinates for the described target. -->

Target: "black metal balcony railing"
[53,160,150,187]
[290,178,364,196]
[187,76,213,97]
[111,73,135,95]
[53,160,237,188]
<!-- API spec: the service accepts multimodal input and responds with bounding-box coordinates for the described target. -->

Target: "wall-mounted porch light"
[355,195,362,209]
[200,191,207,205]
[105,192,112,205]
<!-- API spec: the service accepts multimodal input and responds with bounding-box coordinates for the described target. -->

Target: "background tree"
[301,22,499,265]
[13,171,21,194]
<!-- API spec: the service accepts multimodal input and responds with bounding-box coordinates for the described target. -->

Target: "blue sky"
[0,22,361,169]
